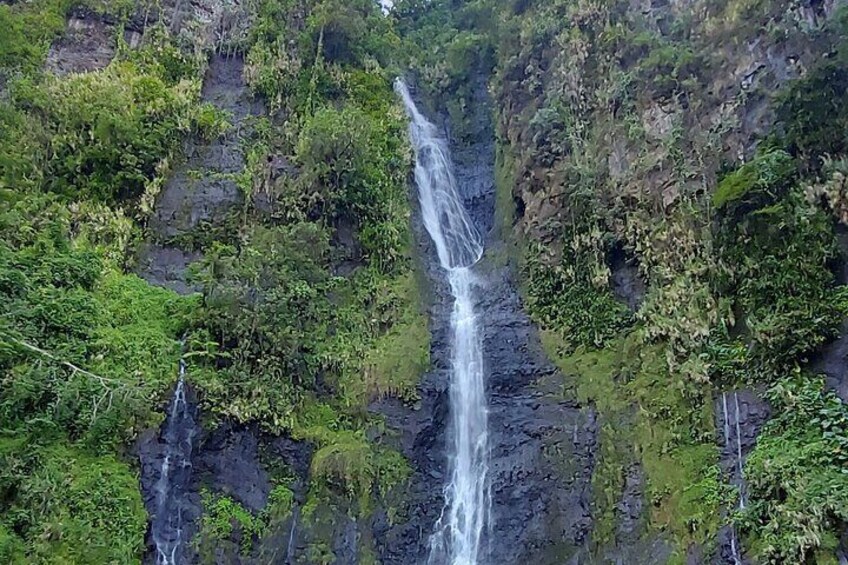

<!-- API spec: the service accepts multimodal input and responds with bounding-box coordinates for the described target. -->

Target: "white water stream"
[721,391,746,565]
[395,79,490,565]
[153,357,196,565]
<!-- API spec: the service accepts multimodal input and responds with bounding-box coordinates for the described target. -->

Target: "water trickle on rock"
[721,392,745,565]
[395,78,490,565]
[152,355,197,564]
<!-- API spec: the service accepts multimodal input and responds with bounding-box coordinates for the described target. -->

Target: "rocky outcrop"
[147,53,259,240]
[45,9,118,75]
[138,380,312,564]
[136,244,201,295]
[140,53,261,293]
[609,245,647,312]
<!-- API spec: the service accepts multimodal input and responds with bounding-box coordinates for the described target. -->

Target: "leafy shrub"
[524,242,631,350]
[742,376,848,563]
[713,149,795,210]
[197,492,262,557]
[15,61,198,202]
[295,103,409,265]
[629,32,703,97]
[716,190,845,378]
[776,60,848,167]
[0,0,66,74]
[2,442,147,563]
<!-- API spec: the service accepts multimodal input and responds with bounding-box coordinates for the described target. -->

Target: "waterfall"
[286,504,299,564]
[733,392,746,510]
[395,78,490,565]
[721,392,743,565]
[152,355,197,565]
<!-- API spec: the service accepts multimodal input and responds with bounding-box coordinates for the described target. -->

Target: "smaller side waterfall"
[721,392,745,565]
[152,356,197,565]
[286,504,300,564]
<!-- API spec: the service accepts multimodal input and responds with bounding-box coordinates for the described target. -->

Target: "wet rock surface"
[477,258,596,564]
[138,389,312,563]
[815,319,848,403]
[45,8,118,75]
[813,228,848,402]
[137,381,203,565]
[713,389,771,564]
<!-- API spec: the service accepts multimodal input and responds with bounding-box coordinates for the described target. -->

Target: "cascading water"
[286,504,300,564]
[152,356,197,564]
[395,78,490,565]
[721,392,746,565]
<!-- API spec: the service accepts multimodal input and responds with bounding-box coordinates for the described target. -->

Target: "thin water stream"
[152,355,197,564]
[722,391,746,565]
[395,79,490,565]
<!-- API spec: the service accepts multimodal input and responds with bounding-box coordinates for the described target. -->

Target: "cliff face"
[1,0,426,562]
[4,0,848,563]
[485,0,848,562]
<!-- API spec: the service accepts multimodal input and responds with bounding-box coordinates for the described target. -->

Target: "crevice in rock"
[608,243,647,312]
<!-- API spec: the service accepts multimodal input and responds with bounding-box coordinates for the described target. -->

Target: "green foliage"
[183,0,423,538]
[470,0,848,558]
[393,0,496,139]
[543,331,721,558]
[775,44,848,167]
[1,215,195,447]
[0,523,24,563]
[306,0,398,67]
[1,440,147,564]
[197,491,262,558]
[715,188,846,380]
[742,375,848,563]
[309,429,410,514]
[0,0,66,75]
[524,242,631,351]
[295,103,410,266]
[0,28,207,207]
[713,149,795,209]
[344,272,429,404]
[632,33,704,98]
[0,25,201,557]
[15,61,198,202]
[0,0,424,559]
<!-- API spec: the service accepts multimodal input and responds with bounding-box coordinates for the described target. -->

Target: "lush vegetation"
[0,3,208,556]
[1,0,427,561]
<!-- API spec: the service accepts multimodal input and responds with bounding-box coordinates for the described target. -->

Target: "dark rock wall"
[140,53,261,294]
[45,8,117,75]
